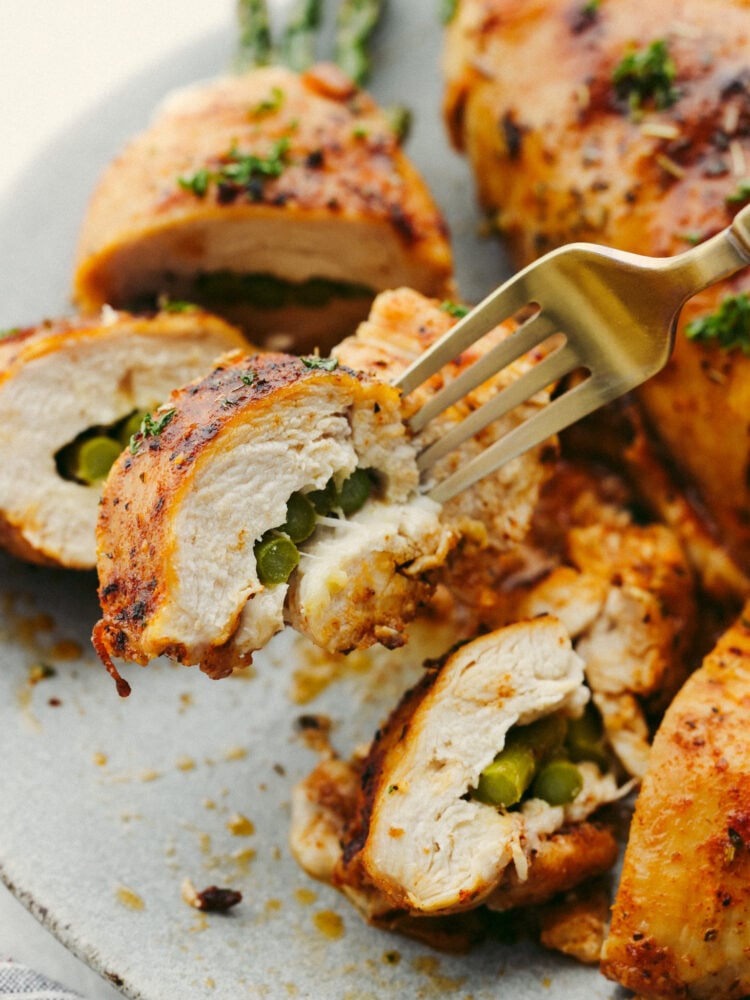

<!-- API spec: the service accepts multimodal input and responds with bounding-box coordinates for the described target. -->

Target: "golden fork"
[394,203,750,503]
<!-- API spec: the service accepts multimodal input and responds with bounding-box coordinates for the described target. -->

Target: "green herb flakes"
[129,408,176,454]
[301,355,339,371]
[177,137,290,200]
[685,293,750,355]
[612,39,679,114]
[440,300,470,319]
[250,85,285,118]
[726,180,750,206]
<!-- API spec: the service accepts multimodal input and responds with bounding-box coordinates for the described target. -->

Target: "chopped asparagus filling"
[472,702,608,810]
[55,408,150,486]
[254,468,376,586]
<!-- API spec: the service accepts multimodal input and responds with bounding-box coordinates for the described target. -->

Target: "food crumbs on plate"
[199,832,212,854]
[542,976,552,988]
[203,798,216,810]
[231,847,257,872]
[223,745,247,762]
[265,898,283,912]
[313,909,345,939]
[27,662,56,685]
[382,950,401,965]
[176,756,196,771]
[116,885,145,911]
[410,955,466,991]
[204,979,216,990]
[181,876,242,912]
[139,769,161,782]
[226,812,255,836]
[93,752,107,766]
[294,887,317,906]
[50,638,82,660]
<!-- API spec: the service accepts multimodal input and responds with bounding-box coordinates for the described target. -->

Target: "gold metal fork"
[393,203,750,503]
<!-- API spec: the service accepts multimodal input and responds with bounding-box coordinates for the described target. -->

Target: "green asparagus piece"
[307,477,338,515]
[473,713,568,809]
[565,702,610,771]
[334,0,385,85]
[280,0,323,72]
[254,532,300,585]
[117,409,150,447]
[532,758,584,806]
[337,468,373,515]
[64,436,124,485]
[234,0,274,72]
[281,492,318,543]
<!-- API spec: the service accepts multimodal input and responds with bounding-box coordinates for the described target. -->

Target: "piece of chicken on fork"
[93,351,456,695]
[74,64,454,353]
[291,617,626,932]
[0,307,246,569]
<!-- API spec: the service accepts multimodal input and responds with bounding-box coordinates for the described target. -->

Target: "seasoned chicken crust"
[74,64,454,351]
[601,603,750,999]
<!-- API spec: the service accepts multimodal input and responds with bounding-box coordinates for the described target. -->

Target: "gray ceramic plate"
[0,5,618,998]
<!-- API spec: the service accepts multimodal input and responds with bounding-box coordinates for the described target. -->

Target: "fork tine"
[392,270,537,396]
[417,341,579,471]
[408,308,562,434]
[426,372,617,504]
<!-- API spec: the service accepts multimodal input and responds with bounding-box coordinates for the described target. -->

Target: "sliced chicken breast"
[601,602,750,999]
[0,307,246,569]
[291,617,623,923]
[74,64,454,353]
[93,351,456,694]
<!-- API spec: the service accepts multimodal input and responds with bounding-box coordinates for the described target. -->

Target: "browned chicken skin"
[601,602,750,999]
[74,64,454,352]
[444,0,750,578]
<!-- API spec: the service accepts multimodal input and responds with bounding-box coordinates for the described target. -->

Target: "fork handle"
[668,201,750,299]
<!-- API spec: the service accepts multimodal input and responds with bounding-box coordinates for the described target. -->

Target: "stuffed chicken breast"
[74,64,454,353]
[601,603,750,999]
[291,617,624,926]
[443,0,750,575]
[0,307,245,570]
[93,351,456,694]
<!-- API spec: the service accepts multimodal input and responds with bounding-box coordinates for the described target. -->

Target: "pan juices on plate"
[0,307,245,569]
[442,0,750,586]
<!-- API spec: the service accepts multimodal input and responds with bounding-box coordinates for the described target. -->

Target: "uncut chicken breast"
[0,307,245,569]
[93,351,455,694]
[74,63,454,353]
[601,602,750,999]
[443,0,750,577]
[291,617,624,928]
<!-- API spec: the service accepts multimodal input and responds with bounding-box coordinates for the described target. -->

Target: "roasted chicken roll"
[73,63,454,353]
[0,307,245,570]
[601,603,750,1000]
[291,617,624,922]
[443,0,750,574]
[93,352,456,693]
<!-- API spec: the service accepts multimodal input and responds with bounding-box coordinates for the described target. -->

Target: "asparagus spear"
[280,0,324,72]
[334,0,385,85]
[233,0,274,72]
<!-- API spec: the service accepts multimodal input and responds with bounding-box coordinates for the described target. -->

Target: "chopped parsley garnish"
[385,104,412,143]
[440,300,470,319]
[612,39,679,115]
[177,137,290,200]
[685,293,750,354]
[0,327,20,340]
[157,296,199,313]
[726,180,750,206]
[239,371,256,386]
[301,355,339,371]
[129,409,176,454]
[582,0,600,15]
[249,86,285,118]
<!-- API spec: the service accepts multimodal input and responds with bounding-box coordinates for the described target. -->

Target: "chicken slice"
[443,0,750,575]
[74,64,454,353]
[0,307,245,569]
[93,352,456,693]
[601,602,750,999]
[291,618,624,922]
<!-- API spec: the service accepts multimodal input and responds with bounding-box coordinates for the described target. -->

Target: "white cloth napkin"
[0,960,83,999]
